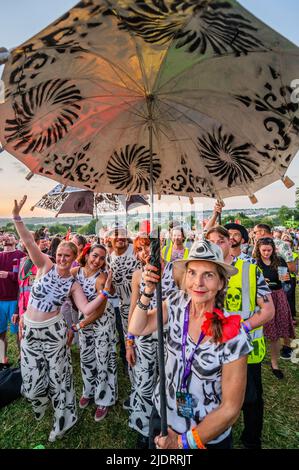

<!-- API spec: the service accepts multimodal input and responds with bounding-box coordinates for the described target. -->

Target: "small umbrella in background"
[30,184,149,217]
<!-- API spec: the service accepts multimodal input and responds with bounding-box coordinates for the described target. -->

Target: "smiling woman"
[10,195,113,443]
[128,238,253,449]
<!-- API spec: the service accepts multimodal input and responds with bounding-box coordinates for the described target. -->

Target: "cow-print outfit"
[22,267,77,441]
[76,268,117,407]
[129,262,177,437]
[108,244,141,335]
[152,289,252,445]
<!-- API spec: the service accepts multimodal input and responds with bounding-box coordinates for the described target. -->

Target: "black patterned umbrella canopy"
[0,0,299,202]
[31,184,149,216]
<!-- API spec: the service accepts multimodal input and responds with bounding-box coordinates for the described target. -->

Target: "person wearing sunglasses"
[71,244,117,423]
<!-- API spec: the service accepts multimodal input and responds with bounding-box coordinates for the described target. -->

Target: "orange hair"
[133,234,150,255]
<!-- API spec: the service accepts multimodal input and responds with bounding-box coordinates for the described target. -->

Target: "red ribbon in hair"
[81,243,92,258]
[201,308,241,343]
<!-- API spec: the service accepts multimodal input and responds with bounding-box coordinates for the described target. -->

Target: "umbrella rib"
[6,95,148,152]
[158,97,271,198]
[10,46,146,97]
[160,87,297,124]
[152,100,220,199]
[154,48,273,93]
[160,96,275,156]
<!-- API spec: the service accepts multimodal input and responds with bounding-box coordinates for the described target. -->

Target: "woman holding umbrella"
[126,232,176,448]
[129,239,252,449]
[12,196,112,443]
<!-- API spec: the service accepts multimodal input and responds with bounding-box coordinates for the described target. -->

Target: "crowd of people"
[0,196,298,449]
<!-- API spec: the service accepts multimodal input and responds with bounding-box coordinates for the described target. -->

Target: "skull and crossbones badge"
[225,287,242,312]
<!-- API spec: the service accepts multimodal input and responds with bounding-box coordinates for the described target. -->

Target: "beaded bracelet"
[140,290,154,299]
[137,299,149,311]
[191,428,206,449]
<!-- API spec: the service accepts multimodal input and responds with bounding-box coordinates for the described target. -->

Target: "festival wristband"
[101,290,109,298]
[242,320,252,333]
[71,321,84,332]
[126,333,135,340]
[186,430,198,449]
[177,435,183,449]
[182,433,189,449]
[191,428,206,449]
[12,216,23,222]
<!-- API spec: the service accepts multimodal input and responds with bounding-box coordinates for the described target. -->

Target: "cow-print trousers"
[21,313,77,440]
[78,309,118,407]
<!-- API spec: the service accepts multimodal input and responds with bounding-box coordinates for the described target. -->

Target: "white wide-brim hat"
[173,238,238,287]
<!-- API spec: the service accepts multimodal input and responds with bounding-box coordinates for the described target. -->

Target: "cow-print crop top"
[28,265,75,313]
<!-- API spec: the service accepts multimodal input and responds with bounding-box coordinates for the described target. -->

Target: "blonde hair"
[57,241,78,258]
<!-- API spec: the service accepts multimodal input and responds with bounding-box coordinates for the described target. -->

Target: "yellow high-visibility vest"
[224,258,266,364]
[162,243,189,262]
[290,251,298,279]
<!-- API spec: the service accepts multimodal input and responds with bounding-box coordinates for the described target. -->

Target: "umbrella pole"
[147,95,168,436]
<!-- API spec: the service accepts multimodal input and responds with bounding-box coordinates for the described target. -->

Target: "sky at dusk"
[0,0,298,217]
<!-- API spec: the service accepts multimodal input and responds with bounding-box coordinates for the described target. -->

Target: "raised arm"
[12,196,52,271]
[204,201,224,232]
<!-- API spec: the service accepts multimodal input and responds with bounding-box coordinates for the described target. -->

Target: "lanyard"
[181,301,205,391]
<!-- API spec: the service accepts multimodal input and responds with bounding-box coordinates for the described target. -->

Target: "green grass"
[1,298,298,449]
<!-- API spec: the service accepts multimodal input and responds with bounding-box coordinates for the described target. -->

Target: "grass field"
[1,298,298,449]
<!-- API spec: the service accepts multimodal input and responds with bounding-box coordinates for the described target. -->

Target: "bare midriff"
[24,305,60,322]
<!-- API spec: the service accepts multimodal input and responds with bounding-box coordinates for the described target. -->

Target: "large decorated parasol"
[0,0,298,204]
[30,183,149,217]
[1,0,299,436]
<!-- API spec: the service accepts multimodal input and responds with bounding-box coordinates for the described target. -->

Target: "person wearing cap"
[205,225,274,449]
[224,223,255,263]
[129,239,253,449]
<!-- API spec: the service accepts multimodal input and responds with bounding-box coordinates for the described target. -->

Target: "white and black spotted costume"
[108,244,141,335]
[129,262,177,438]
[22,266,77,441]
[76,268,117,407]
[153,289,253,444]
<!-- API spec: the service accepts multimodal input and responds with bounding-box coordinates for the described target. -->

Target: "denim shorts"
[0,300,18,334]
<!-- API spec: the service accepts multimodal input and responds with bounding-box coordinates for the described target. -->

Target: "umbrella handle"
[150,229,168,436]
